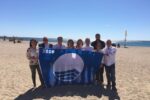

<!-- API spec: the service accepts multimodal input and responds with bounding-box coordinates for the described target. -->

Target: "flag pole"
[124,30,127,48]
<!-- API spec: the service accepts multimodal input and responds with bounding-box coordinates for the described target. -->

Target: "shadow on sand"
[15,84,120,100]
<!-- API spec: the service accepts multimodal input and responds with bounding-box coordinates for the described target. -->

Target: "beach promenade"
[0,40,150,100]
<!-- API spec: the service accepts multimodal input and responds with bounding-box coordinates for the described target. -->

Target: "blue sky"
[0,0,150,41]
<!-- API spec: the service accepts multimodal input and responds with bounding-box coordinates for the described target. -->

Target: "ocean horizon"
[0,36,150,47]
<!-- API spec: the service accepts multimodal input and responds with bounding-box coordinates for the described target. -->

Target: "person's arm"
[38,43,42,48]
[103,41,105,48]
[91,41,95,47]
[26,48,31,60]
[37,49,39,59]
[100,49,105,67]
[109,47,117,55]
[101,57,104,66]
[63,45,66,49]
[100,53,105,67]
[102,48,106,55]
[102,41,105,49]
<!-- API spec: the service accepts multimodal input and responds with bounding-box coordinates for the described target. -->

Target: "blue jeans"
[105,64,116,87]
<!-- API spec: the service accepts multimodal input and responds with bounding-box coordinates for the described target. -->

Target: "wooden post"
[124,30,127,48]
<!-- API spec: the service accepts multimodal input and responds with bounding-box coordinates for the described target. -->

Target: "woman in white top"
[27,39,44,87]
[83,38,93,51]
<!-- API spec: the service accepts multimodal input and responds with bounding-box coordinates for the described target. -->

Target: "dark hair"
[76,39,83,46]
[106,39,112,44]
[95,33,100,37]
[57,36,63,41]
[67,39,74,47]
[30,39,38,48]
[43,37,48,41]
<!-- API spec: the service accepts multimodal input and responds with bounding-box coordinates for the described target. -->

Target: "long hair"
[76,39,83,47]
[29,39,38,48]
[67,39,74,48]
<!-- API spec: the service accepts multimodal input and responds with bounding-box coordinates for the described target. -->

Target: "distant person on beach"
[3,36,6,41]
[13,37,16,44]
[112,43,116,47]
[76,39,83,49]
[117,43,120,48]
[67,39,75,49]
[26,39,44,88]
[83,38,93,51]
[91,33,105,84]
[103,40,117,91]
[53,36,66,49]
[39,37,53,49]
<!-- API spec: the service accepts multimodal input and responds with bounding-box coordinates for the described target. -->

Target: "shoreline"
[1,39,150,48]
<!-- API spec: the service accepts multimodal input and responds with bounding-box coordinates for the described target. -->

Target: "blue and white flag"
[39,48,103,87]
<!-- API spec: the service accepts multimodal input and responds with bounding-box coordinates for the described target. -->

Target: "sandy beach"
[0,40,150,100]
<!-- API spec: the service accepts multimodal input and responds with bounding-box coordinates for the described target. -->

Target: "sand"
[0,40,150,100]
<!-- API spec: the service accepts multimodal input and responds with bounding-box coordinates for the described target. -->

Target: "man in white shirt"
[102,39,117,91]
[53,36,66,49]
[83,38,93,51]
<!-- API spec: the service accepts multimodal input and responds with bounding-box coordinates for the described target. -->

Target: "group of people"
[26,33,117,91]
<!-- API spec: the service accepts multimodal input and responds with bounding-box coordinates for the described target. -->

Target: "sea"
[0,36,150,47]
[115,41,150,47]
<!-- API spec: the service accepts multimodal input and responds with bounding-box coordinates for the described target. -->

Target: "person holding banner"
[91,33,105,50]
[67,39,75,49]
[53,36,66,49]
[83,38,93,51]
[91,33,105,84]
[39,37,53,49]
[94,41,104,84]
[103,40,117,91]
[76,39,84,49]
[27,39,44,88]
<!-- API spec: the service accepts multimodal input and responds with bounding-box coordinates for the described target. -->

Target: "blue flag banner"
[39,48,103,87]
